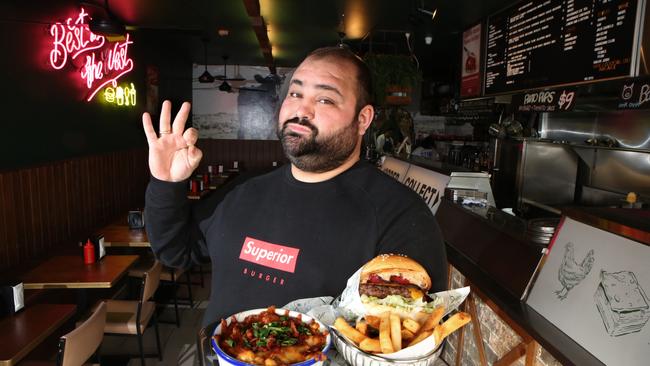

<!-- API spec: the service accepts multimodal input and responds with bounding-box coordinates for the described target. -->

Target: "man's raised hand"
[142,100,203,182]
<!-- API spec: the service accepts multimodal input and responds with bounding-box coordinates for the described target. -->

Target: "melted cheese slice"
[409,287,424,300]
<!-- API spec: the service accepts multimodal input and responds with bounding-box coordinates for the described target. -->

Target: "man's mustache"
[282,117,317,132]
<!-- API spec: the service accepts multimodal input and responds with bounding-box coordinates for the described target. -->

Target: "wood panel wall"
[0,148,149,272]
[195,139,287,172]
[0,140,286,272]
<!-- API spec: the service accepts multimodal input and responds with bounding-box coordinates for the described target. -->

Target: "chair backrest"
[141,260,163,302]
[57,301,107,366]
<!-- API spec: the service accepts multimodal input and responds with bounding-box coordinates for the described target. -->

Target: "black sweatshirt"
[145,161,447,326]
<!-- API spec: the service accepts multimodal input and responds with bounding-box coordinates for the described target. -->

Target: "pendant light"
[198,39,215,83]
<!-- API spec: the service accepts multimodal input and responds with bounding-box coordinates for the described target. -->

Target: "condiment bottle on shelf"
[83,239,96,264]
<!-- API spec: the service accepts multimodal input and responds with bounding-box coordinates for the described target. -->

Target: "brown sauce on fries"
[214,306,328,365]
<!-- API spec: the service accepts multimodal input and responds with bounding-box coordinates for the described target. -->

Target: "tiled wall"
[443,266,562,366]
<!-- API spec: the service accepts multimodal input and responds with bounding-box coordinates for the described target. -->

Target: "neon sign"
[49,8,134,102]
[104,83,137,106]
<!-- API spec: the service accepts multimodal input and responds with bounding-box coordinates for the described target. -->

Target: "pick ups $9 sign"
[239,237,300,273]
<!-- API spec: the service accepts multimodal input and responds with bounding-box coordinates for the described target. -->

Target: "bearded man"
[142,47,447,325]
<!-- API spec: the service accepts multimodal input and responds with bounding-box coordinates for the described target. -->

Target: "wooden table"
[101,217,150,248]
[0,304,76,366]
[21,255,139,289]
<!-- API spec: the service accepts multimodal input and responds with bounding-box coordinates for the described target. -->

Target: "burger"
[359,254,439,321]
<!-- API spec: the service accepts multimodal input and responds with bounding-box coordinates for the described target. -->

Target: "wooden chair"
[104,260,163,366]
[128,257,194,327]
[21,303,107,366]
[58,302,107,366]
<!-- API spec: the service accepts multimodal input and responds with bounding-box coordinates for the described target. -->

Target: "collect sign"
[617,78,650,109]
[402,164,450,214]
[48,8,135,102]
[512,88,576,112]
[379,156,410,183]
[461,24,482,98]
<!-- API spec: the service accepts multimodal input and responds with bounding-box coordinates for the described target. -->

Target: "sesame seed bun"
[360,254,432,291]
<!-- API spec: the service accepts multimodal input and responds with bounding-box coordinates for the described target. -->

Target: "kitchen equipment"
[447,172,495,206]
[447,142,464,166]
[444,188,488,204]
[491,139,578,210]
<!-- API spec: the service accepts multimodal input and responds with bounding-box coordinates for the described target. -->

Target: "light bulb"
[425,36,433,45]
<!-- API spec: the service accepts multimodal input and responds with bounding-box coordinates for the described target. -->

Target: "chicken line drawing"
[555,242,595,300]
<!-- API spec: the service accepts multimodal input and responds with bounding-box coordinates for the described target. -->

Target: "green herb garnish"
[280,338,298,346]
[297,325,311,335]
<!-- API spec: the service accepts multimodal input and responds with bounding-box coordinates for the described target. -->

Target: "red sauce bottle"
[83,239,96,264]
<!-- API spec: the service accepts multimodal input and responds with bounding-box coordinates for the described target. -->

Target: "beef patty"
[359,283,413,299]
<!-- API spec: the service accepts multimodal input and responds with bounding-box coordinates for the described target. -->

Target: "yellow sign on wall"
[104,83,136,106]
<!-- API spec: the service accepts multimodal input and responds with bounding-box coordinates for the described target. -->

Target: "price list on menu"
[485,0,641,94]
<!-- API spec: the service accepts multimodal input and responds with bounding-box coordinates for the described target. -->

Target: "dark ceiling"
[94,0,515,72]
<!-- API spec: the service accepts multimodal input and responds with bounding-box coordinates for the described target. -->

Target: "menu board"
[485,0,644,95]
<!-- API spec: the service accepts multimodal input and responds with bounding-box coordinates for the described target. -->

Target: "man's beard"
[277,116,359,173]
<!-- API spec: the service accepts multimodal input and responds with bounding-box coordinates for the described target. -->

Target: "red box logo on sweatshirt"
[239,237,300,273]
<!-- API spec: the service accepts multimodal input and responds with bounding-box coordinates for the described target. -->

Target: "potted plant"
[364,54,421,106]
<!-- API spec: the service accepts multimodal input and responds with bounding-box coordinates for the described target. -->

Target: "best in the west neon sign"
[49,8,135,102]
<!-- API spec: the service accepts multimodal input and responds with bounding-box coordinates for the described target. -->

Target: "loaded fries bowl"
[212,306,331,366]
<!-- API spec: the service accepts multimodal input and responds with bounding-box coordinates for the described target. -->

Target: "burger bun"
[360,254,431,291]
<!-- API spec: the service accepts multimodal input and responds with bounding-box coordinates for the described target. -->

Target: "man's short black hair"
[305,46,373,113]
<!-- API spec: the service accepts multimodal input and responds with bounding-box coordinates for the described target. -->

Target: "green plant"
[364,54,421,105]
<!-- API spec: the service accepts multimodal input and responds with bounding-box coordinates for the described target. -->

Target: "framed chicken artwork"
[526,217,650,366]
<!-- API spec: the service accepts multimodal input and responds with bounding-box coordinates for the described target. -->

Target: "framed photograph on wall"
[460,23,482,98]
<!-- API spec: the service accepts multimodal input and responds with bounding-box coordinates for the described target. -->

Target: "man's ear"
[357,104,375,135]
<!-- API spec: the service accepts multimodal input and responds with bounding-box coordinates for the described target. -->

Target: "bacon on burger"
[359,254,438,321]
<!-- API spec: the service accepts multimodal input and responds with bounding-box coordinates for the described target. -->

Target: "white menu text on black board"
[485,0,642,94]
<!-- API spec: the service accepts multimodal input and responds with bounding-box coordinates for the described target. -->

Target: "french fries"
[355,319,368,335]
[402,317,420,334]
[420,306,446,333]
[379,312,394,353]
[389,313,402,352]
[364,315,381,329]
[334,307,471,356]
[334,317,367,344]
[359,338,381,353]
[407,329,433,347]
[406,306,445,347]
[400,328,415,341]
[433,312,471,345]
